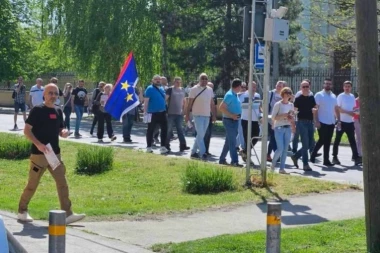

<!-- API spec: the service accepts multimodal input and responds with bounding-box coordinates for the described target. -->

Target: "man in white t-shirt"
[267,81,285,161]
[29,78,44,109]
[239,81,261,164]
[310,78,340,166]
[185,73,217,160]
[332,81,362,166]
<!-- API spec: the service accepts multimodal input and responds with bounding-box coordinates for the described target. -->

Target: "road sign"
[255,43,265,69]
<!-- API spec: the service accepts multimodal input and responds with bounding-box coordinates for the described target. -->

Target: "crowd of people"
[12,74,363,171]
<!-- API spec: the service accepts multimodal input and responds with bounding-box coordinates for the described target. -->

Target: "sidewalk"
[2,191,364,250]
[1,211,153,253]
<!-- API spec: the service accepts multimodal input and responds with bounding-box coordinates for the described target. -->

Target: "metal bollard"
[49,210,66,253]
[266,202,281,253]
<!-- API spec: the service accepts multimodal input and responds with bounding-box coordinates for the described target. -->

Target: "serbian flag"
[104,52,140,121]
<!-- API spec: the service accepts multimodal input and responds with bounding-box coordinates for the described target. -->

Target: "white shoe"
[17,212,33,222]
[66,213,86,225]
[160,147,169,154]
[98,139,103,143]
[146,147,153,153]
[110,135,117,142]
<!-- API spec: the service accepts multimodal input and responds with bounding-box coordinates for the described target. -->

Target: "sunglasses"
[200,77,208,80]
[302,86,310,89]
[48,91,59,96]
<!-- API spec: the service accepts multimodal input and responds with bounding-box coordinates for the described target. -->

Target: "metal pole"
[246,0,256,185]
[49,210,66,253]
[272,0,280,81]
[266,202,281,253]
[260,0,272,183]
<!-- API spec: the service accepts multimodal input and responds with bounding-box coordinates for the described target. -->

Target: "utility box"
[264,18,289,42]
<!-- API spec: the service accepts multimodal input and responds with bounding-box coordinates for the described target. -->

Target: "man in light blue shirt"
[218,78,243,166]
[144,75,168,154]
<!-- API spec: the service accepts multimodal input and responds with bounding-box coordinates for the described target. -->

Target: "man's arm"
[24,123,48,153]
[185,98,194,122]
[210,99,217,122]
[335,105,341,122]
[143,97,150,114]
[219,102,238,120]
[29,94,33,108]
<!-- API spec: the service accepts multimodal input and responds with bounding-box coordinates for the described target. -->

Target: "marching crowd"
[10,73,362,223]
[12,74,363,173]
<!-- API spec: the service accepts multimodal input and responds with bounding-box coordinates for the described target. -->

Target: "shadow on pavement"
[13,222,48,239]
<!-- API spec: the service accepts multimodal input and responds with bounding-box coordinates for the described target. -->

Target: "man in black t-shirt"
[291,81,317,171]
[71,80,88,137]
[18,83,85,225]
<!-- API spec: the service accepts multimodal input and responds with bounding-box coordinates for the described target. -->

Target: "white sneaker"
[17,212,33,222]
[160,147,169,154]
[146,147,153,153]
[66,213,86,225]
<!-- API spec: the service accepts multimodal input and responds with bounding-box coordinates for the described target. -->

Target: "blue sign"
[254,43,264,69]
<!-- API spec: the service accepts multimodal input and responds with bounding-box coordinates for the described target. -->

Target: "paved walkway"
[0,111,365,252]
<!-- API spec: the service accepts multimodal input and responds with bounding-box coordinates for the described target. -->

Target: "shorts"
[14,102,26,113]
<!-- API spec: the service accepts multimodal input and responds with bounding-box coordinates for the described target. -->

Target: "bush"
[75,146,114,175]
[182,162,238,194]
[0,134,31,159]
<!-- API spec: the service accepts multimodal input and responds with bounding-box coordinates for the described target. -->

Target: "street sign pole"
[260,0,273,183]
[246,0,256,185]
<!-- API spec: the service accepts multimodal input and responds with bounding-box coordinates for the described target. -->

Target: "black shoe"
[219,160,229,165]
[201,154,208,161]
[332,157,341,165]
[180,146,190,152]
[310,155,316,163]
[323,161,335,166]
[190,153,200,159]
[354,157,362,166]
[231,162,244,168]
[204,152,212,156]
[13,124,18,130]
[303,164,313,172]
[123,138,132,143]
[291,155,299,169]
[315,153,322,158]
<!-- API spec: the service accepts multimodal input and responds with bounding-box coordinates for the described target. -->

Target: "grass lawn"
[151,218,366,253]
[0,132,355,220]
[213,122,350,145]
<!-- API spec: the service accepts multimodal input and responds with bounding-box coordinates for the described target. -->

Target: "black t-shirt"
[72,87,88,106]
[25,105,64,154]
[294,95,316,120]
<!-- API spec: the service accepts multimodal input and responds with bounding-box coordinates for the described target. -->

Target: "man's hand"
[231,114,239,120]
[185,114,190,122]
[36,143,48,153]
[212,115,217,123]
[60,129,69,138]
[315,121,321,129]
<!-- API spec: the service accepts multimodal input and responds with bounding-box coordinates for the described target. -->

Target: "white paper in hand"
[44,143,61,170]
[143,113,152,123]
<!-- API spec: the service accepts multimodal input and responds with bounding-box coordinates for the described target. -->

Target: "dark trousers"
[122,113,135,140]
[241,120,260,152]
[147,111,168,147]
[63,106,71,131]
[312,123,335,162]
[332,122,359,159]
[90,113,98,134]
[204,118,213,153]
[268,124,277,155]
[97,112,114,139]
[294,120,315,165]
[166,114,187,149]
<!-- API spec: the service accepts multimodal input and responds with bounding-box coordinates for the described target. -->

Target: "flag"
[104,52,140,121]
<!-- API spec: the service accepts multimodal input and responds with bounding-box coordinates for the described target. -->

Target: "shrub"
[182,162,238,194]
[75,146,114,175]
[0,134,31,159]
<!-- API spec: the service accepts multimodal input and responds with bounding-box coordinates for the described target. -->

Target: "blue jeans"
[74,105,84,134]
[166,114,187,148]
[272,126,292,170]
[294,120,315,165]
[219,118,239,164]
[192,116,210,156]
[236,118,245,148]
[122,113,135,140]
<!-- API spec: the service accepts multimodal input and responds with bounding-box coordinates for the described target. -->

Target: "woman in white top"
[270,87,296,174]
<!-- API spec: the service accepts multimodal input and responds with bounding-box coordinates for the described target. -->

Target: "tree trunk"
[355,0,380,251]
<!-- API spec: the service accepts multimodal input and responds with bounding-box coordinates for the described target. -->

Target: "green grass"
[75,146,114,175]
[0,132,355,220]
[152,218,366,253]
[0,134,31,159]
